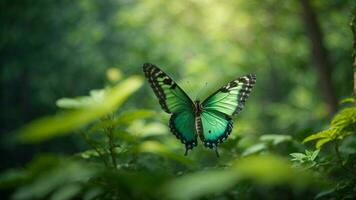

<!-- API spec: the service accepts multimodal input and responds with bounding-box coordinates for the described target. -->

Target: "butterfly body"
[193,100,203,117]
[143,63,256,157]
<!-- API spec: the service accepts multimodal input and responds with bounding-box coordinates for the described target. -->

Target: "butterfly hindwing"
[169,111,197,154]
[143,63,197,152]
[200,110,233,148]
[202,74,256,116]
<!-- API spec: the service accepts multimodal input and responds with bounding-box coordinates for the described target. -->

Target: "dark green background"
[0,0,355,199]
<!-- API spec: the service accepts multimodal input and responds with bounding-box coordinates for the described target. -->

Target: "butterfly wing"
[169,111,197,154]
[200,110,233,148]
[143,63,197,153]
[202,74,256,116]
[200,74,256,149]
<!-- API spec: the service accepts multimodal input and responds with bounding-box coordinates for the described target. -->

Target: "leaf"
[83,187,103,200]
[303,130,331,143]
[310,149,320,161]
[163,170,237,200]
[138,141,196,167]
[86,110,154,135]
[56,90,105,109]
[12,158,94,200]
[241,143,266,156]
[260,134,292,145]
[290,149,319,164]
[232,155,309,185]
[0,169,28,189]
[330,107,356,128]
[115,110,155,125]
[290,153,307,162]
[129,121,168,137]
[302,106,356,149]
[340,97,355,104]
[50,184,81,200]
[79,150,100,159]
[16,76,143,143]
[316,137,333,149]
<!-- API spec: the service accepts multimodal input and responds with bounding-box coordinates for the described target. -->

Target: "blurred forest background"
[1,0,356,199]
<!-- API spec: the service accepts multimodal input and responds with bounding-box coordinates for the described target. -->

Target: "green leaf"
[340,97,355,104]
[302,106,356,149]
[0,169,28,189]
[330,107,356,128]
[316,137,332,149]
[303,130,331,143]
[12,158,94,200]
[310,149,320,161]
[50,184,81,200]
[16,76,143,143]
[260,134,292,145]
[164,170,237,200]
[241,143,266,156]
[115,110,155,125]
[86,110,154,135]
[138,141,196,167]
[56,90,106,109]
[290,153,307,162]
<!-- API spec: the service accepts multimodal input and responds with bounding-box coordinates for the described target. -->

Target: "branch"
[350,5,356,99]
[300,0,337,116]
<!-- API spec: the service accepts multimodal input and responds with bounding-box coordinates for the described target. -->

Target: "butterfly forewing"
[143,63,197,152]
[143,63,194,113]
[202,74,256,116]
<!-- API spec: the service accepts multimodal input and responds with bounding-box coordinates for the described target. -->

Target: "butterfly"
[143,63,256,157]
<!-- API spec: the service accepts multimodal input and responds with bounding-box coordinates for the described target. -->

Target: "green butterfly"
[143,63,256,157]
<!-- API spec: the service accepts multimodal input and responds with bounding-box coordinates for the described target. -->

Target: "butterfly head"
[194,100,203,116]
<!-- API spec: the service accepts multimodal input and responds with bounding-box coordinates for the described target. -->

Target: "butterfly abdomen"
[193,101,204,140]
[195,116,204,140]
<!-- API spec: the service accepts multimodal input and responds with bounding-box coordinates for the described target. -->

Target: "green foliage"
[15,76,143,143]
[164,155,316,200]
[290,149,320,168]
[303,105,356,149]
[291,100,356,199]
[242,134,292,156]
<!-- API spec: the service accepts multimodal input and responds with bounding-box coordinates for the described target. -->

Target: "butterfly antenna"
[215,146,220,158]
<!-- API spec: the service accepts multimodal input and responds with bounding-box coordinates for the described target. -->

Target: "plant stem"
[108,126,118,170]
[80,131,109,167]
